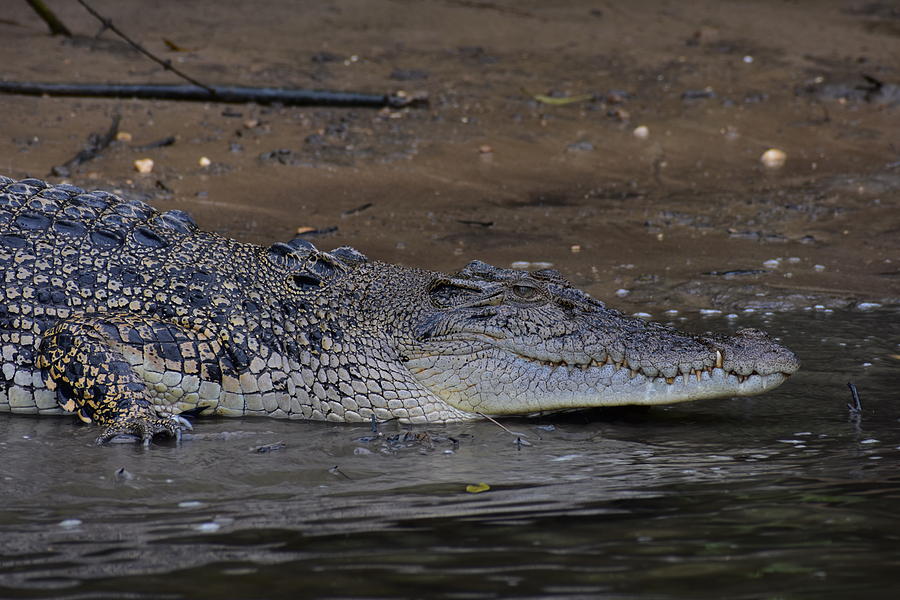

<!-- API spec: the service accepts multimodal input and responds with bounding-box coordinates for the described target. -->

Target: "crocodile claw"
[96,413,193,446]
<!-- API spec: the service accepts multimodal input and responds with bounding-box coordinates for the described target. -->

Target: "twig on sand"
[50,113,120,177]
[54,1,425,109]
[76,0,215,94]
[25,0,72,36]
[0,81,427,109]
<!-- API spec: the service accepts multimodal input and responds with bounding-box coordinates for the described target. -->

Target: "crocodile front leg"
[35,314,220,445]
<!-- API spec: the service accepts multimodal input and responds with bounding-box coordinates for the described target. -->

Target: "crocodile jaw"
[404,346,796,416]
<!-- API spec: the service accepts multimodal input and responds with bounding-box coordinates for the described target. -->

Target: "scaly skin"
[0,176,799,443]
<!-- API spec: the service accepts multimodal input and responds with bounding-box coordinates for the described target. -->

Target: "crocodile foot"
[96,414,193,446]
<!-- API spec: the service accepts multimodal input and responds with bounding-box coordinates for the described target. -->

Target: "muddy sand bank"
[1,1,897,315]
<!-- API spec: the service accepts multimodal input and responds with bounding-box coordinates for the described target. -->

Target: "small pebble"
[194,522,221,532]
[478,144,493,154]
[615,288,630,297]
[814,264,826,272]
[570,244,581,253]
[763,258,781,268]
[633,312,652,318]
[699,309,722,316]
[633,125,649,139]
[133,158,154,174]
[198,156,212,167]
[178,501,204,508]
[115,131,133,142]
[760,148,787,168]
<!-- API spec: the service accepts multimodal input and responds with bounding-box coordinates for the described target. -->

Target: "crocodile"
[0,176,799,444]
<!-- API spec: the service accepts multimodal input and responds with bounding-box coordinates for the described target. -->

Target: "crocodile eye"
[291,273,321,291]
[511,284,540,300]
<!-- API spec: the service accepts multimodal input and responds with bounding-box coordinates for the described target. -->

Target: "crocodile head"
[375,260,800,417]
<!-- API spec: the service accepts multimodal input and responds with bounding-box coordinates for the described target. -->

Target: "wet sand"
[1,0,897,313]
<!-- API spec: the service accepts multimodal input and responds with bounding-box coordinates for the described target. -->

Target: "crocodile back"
[0,176,252,323]
[0,177,271,412]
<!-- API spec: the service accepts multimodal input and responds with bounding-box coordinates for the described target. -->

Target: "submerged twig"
[25,0,72,36]
[75,0,214,94]
[251,441,286,453]
[847,382,862,422]
[475,412,532,450]
[329,465,352,480]
[475,412,518,436]
[50,113,121,177]
[0,81,424,108]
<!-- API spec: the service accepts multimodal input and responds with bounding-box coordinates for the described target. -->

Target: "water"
[1,309,898,599]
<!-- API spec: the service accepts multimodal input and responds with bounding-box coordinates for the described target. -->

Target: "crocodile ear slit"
[291,273,322,291]
[428,278,492,308]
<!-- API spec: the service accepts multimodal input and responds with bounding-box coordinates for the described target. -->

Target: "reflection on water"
[1,309,898,599]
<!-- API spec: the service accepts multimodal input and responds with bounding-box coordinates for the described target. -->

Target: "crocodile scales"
[0,176,799,444]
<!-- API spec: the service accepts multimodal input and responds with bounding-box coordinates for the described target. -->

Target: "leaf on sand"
[530,92,594,105]
[163,38,194,52]
[466,482,491,494]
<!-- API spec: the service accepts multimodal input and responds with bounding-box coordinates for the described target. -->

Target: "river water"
[1,308,898,599]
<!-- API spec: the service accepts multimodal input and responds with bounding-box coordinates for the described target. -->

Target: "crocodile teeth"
[715,350,724,369]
